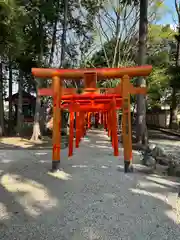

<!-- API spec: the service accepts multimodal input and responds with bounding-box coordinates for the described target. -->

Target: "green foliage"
[147,67,169,108]
[0,1,25,58]
[147,24,176,67]
[98,78,120,88]
[89,37,136,68]
[167,66,180,89]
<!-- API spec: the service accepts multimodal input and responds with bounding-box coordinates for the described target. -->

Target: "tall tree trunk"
[31,9,43,141]
[169,2,180,129]
[16,70,23,136]
[49,20,57,66]
[0,58,5,136]
[112,9,120,68]
[8,60,13,135]
[60,0,68,68]
[49,0,59,67]
[136,0,148,145]
[169,88,178,129]
[59,0,69,133]
[31,83,42,141]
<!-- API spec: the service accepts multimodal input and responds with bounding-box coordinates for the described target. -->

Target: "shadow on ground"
[148,129,180,141]
[0,136,68,150]
[0,129,179,239]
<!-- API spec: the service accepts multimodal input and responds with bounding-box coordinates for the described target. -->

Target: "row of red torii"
[32,66,152,173]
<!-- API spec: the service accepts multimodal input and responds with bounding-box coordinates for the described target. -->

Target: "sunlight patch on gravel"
[1,174,58,217]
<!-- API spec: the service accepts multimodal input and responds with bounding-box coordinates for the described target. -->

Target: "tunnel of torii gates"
[32,66,152,173]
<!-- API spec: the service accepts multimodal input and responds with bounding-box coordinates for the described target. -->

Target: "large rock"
[140,144,168,169]
[144,156,156,167]
[151,145,166,159]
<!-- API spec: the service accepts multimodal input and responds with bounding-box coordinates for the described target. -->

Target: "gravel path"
[149,129,180,157]
[0,129,180,240]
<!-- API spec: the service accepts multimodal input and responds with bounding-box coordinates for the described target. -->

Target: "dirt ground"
[0,136,68,149]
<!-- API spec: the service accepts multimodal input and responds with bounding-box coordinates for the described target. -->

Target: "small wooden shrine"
[5,91,36,123]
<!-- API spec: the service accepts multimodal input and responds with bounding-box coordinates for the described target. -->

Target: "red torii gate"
[32,66,152,173]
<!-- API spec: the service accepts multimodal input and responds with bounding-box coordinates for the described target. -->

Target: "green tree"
[169,0,180,129]
[0,0,26,136]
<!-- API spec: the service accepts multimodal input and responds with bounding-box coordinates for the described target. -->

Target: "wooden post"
[84,113,87,135]
[84,72,97,88]
[81,112,85,137]
[88,112,91,129]
[76,112,80,148]
[68,109,74,157]
[109,109,113,146]
[105,112,108,130]
[84,113,87,136]
[107,113,109,135]
[79,112,83,142]
[52,76,62,171]
[121,75,133,172]
[107,112,111,137]
[104,112,107,130]
[101,112,103,125]
[84,113,86,136]
[111,98,119,156]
